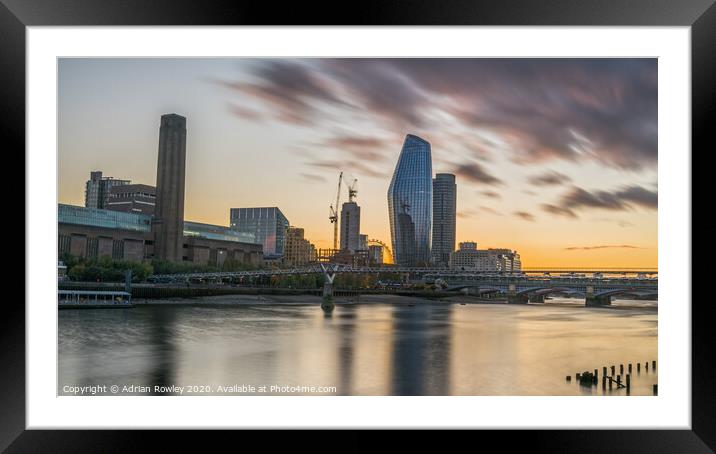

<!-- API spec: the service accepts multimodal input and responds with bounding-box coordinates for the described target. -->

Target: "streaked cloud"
[454,162,502,186]
[513,211,536,222]
[528,171,572,187]
[217,58,657,171]
[565,245,643,250]
[542,185,657,219]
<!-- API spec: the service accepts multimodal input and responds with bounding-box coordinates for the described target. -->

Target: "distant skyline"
[58,58,657,267]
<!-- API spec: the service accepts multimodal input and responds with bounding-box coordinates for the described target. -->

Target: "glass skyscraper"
[230,207,289,258]
[387,134,433,267]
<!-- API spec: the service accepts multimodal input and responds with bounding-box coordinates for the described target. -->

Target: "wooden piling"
[652,360,656,369]
[626,374,631,390]
[637,363,641,372]
[602,376,606,390]
[611,365,615,375]
[620,364,624,374]
[653,384,658,395]
[603,366,607,377]
[645,362,649,371]
[566,375,572,382]
[628,363,632,373]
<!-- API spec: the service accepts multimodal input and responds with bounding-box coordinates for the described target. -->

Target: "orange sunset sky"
[58,58,657,268]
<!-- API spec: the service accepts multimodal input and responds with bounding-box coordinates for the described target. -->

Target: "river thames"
[58,296,657,396]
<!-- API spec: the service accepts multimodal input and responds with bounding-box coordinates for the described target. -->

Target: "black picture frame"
[6,0,712,450]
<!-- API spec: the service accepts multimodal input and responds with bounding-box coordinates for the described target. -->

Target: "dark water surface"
[58,298,657,396]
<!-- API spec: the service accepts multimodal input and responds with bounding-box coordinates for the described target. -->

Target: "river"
[58,295,657,396]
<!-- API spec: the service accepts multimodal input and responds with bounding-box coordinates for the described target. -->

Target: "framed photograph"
[9,0,711,449]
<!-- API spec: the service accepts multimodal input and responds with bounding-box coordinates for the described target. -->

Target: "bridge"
[148,265,657,308]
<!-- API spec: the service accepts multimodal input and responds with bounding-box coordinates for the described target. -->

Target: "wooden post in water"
[628,363,632,373]
[603,366,607,378]
[637,363,641,372]
[602,376,606,390]
[626,374,631,391]
[611,365,615,376]
[620,364,624,375]
[653,384,658,395]
[652,360,656,370]
[645,362,649,371]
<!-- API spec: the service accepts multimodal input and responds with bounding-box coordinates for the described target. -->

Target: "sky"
[58,58,658,268]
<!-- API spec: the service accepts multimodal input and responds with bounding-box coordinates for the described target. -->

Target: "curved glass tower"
[387,134,433,267]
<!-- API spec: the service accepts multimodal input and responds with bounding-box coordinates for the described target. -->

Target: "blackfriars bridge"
[148,265,657,308]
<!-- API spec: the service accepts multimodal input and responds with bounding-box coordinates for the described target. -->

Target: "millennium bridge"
[148,265,658,307]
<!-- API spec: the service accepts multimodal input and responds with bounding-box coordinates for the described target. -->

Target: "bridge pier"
[320,264,337,312]
[528,293,546,303]
[321,282,334,312]
[585,295,612,307]
[507,284,528,304]
[507,293,529,304]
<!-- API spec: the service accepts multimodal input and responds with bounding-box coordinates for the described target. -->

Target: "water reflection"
[58,298,657,396]
[390,304,452,395]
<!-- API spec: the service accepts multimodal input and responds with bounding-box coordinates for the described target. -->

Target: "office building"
[449,242,522,272]
[358,234,368,252]
[84,171,130,209]
[230,207,290,259]
[431,173,456,267]
[106,184,156,215]
[368,244,384,265]
[153,113,187,262]
[387,134,433,267]
[340,202,361,252]
[284,227,317,266]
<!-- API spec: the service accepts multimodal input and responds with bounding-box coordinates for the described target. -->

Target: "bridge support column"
[320,264,337,312]
[507,284,528,304]
[586,295,612,307]
[466,287,480,296]
[529,294,545,303]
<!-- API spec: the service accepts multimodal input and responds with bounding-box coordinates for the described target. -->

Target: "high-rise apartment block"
[431,173,456,267]
[340,202,361,252]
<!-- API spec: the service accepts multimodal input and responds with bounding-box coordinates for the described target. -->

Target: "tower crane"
[328,171,343,251]
[347,177,358,203]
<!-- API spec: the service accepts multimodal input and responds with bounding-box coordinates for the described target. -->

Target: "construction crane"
[328,171,343,251]
[347,177,358,203]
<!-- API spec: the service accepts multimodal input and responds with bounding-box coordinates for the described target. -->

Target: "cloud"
[513,211,535,221]
[528,171,572,186]
[454,162,502,186]
[593,217,634,228]
[217,58,657,171]
[480,190,501,199]
[300,173,327,183]
[541,204,578,218]
[227,103,264,122]
[542,184,657,218]
[457,209,478,219]
[318,134,391,162]
[480,206,503,216]
[565,245,643,250]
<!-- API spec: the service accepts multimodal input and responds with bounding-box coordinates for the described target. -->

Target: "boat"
[58,290,133,309]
